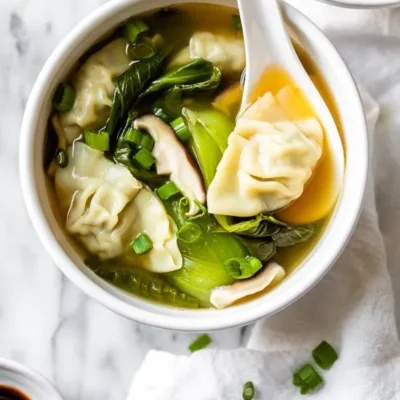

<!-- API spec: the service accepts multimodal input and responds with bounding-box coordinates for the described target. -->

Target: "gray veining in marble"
[0,1,249,399]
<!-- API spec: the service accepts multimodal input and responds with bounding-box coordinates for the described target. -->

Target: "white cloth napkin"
[128,5,400,400]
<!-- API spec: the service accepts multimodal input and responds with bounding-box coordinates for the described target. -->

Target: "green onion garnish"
[133,148,156,170]
[84,131,110,151]
[242,382,255,400]
[293,364,323,395]
[188,334,212,353]
[129,41,156,59]
[156,181,180,200]
[231,14,242,31]
[52,83,76,112]
[130,233,153,255]
[177,222,202,243]
[171,116,190,142]
[122,20,149,44]
[55,148,68,168]
[312,341,338,370]
[125,128,155,151]
[153,107,171,122]
[223,257,263,280]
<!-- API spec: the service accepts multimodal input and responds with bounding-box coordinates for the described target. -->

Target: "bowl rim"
[19,0,368,331]
[314,0,400,8]
[0,358,63,399]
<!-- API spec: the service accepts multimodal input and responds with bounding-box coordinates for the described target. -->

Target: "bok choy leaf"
[140,58,222,99]
[106,53,166,139]
[85,258,199,308]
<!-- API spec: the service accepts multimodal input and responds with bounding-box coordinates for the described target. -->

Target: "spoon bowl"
[238,0,345,204]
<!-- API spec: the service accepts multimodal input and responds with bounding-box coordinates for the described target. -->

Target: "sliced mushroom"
[134,115,205,216]
[210,262,286,309]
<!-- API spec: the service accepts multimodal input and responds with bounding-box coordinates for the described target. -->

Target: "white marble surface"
[0,1,250,399]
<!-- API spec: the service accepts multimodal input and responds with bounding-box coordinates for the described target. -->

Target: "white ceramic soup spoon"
[238,0,345,194]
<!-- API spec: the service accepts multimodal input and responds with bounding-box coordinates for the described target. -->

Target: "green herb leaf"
[242,381,255,400]
[312,341,338,370]
[189,334,212,352]
[130,233,153,255]
[239,237,276,263]
[122,20,149,44]
[272,224,315,247]
[293,364,323,394]
[177,222,202,243]
[85,258,199,308]
[84,131,110,151]
[156,181,180,200]
[52,83,76,112]
[224,257,263,280]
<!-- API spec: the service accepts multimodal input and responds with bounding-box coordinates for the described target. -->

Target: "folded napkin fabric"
[128,5,400,400]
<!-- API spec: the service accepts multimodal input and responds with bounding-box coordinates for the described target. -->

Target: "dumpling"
[168,32,245,75]
[207,91,323,217]
[55,142,182,272]
[53,38,131,145]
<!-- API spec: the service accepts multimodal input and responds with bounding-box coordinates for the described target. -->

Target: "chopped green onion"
[84,131,110,151]
[156,181,180,200]
[153,106,171,122]
[171,116,190,142]
[129,41,156,59]
[130,233,153,255]
[133,148,155,170]
[125,128,155,151]
[55,148,68,168]
[231,14,242,31]
[223,257,263,280]
[122,20,149,44]
[242,382,255,400]
[312,341,338,370]
[293,364,323,395]
[189,334,212,353]
[52,83,76,112]
[178,197,207,220]
[177,223,202,243]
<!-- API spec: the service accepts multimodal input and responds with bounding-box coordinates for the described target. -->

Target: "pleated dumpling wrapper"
[55,142,182,273]
[207,89,323,217]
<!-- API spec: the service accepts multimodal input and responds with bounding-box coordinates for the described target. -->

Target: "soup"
[45,4,342,309]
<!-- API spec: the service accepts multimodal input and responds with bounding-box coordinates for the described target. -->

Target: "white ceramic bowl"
[20,0,368,331]
[0,358,63,399]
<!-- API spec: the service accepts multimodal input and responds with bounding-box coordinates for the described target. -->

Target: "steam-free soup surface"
[46,4,343,310]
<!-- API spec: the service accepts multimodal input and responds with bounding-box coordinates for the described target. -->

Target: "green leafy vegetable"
[52,83,76,112]
[312,341,338,370]
[133,147,156,170]
[122,20,149,44]
[224,257,263,280]
[106,53,165,139]
[54,148,68,168]
[164,198,249,306]
[183,106,234,187]
[130,233,153,255]
[178,222,202,243]
[86,258,199,308]
[242,382,255,400]
[189,334,212,352]
[239,237,276,263]
[84,131,110,151]
[153,87,183,120]
[140,58,222,98]
[231,15,242,31]
[293,364,323,395]
[272,224,315,247]
[171,116,190,142]
[156,181,180,200]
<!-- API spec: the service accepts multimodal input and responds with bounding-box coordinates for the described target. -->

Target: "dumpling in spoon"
[207,90,323,217]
